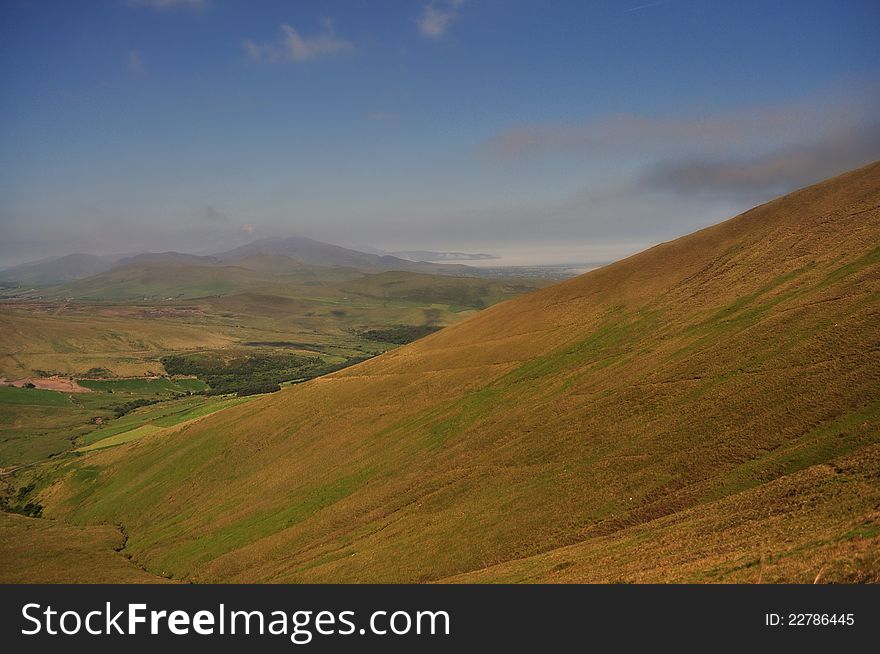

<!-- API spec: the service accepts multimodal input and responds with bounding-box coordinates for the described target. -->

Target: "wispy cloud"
[127,0,210,10]
[417,0,465,39]
[483,84,880,166]
[641,122,880,197]
[243,18,354,63]
[126,50,146,74]
[484,109,814,161]
[624,1,670,14]
[483,80,880,227]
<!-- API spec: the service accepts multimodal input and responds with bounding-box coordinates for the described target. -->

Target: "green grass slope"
[35,162,880,583]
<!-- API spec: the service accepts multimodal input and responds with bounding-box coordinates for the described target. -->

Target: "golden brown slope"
[0,512,172,583]
[39,162,880,583]
[445,444,880,583]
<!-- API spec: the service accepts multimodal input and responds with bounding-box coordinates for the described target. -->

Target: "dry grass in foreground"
[0,512,171,583]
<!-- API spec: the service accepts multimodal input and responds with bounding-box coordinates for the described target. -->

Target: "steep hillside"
[39,163,880,583]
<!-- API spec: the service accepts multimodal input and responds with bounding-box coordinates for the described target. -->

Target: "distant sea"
[453,244,647,275]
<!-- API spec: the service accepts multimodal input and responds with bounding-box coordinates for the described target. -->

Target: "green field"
[0,386,71,406]
[78,395,253,448]
[78,424,164,451]
[0,379,247,467]
[77,378,208,394]
[0,386,114,467]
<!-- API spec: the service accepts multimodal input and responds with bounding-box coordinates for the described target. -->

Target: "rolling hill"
[27,162,880,583]
[38,261,268,300]
[24,260,443,302]
[0,237,483,299]
[216,236,476,275]
[113,252,219,268]
[0,253,116,286]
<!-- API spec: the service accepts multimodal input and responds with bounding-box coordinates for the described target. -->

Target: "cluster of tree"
[0,483,43,518]
[357,324,442,344]
[241,341,317,349]
[84,367,113,378]
[234,381,282,396]
[112,398,161,418]
[161,352,367,397]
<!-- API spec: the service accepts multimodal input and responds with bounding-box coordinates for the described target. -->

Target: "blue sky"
[1,0,878,265]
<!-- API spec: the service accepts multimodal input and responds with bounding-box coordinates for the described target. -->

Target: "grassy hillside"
[0,513,169,583]
[0,303,235,379]
[20,163,880,583]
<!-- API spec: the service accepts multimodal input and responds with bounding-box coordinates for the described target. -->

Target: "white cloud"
[243,18,354,63]
[127,0,210,10]
[126,50,146,74]
[417,0,465,39]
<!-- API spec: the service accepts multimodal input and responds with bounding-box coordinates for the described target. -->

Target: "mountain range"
[0,236,479,288]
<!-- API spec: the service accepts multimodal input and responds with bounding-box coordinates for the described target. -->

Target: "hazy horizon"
[0,235,649,271]
[2,1,878,268]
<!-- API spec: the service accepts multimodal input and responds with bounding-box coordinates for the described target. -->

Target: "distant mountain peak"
[214,236,477,275]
